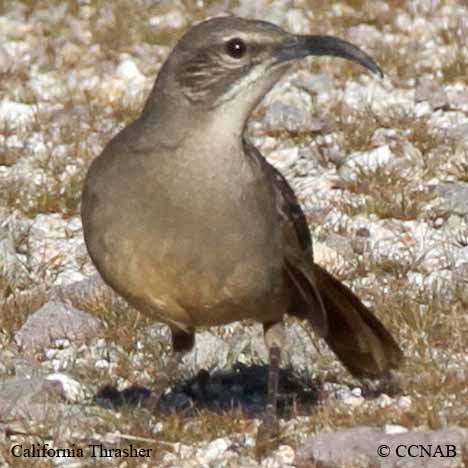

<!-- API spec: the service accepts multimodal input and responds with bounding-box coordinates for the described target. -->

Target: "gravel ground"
[0,1,467,467]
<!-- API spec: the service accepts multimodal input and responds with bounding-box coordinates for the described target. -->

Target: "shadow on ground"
[94,363,323,418]
[94,362,402,421]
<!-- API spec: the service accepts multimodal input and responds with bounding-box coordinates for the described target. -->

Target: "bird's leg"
[169,327,195,374]
[257,321,285,444]
[264,345,281,430]
[172,327,195,353]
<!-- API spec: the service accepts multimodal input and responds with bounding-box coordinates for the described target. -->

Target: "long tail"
[289,263,403,379]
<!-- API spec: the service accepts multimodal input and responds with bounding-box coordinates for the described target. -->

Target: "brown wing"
[243,139,403,378]
[243,139,328,336]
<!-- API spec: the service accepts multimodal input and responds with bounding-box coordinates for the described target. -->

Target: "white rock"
[446,84,468,112]
[233,0,290,25]
[27,214,85,285]
[262,101,323,133]
[376,393,393,408]
[267,146,300,172]
[28,72,67,101]
[148,10,188,29]
[422,269,454,294]
[335,387,352,400]
[321,211,354,236]
[55,269,87,286]
[292,71,332,96]
[367,219,419,266]
[313,242,348,275]
[384,424,408,435]
[430,110,468,134]
[262,445,295,467]
[54,339,71,349]
[343,81,414,117]
[371,127,401,146]
[414,101,432,117]
[46,373,86,402]
[152,422,163,434]
[182,331,229,372]
[347,24,384,47]
[276,445,295,464]
[0,44,12,73]
[198,438,230,463]
[0,229,31,288]
[394,11,412,31]
[407,271,425,289]
[339,145,395,183]
[0,100,36,131]
[285,9,310,34]
[0,16,33,39]
[95,359,110,369]
[267,86,313,112]
[343,396,365,407]
[44,347,76,370]
[61,42,83,65]
[283,323,316,372]
[116,54,146,83]
[398,396,412,409]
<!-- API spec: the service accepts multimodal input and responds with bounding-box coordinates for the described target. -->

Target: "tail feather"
[290,263,403,379]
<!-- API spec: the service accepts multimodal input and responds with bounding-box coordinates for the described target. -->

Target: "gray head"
[147,16,381,126]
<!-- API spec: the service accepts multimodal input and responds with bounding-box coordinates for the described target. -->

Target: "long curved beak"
[278,34,383,77]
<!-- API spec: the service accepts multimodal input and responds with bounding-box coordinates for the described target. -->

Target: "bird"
[81,16,403,433]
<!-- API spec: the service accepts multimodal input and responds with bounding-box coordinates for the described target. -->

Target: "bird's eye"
[225,38,247,59]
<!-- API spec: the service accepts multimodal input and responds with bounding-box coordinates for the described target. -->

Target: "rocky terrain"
[0,0,467,467]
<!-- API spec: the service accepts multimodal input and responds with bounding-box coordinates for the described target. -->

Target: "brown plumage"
[249,139,403,378]
[81,17,403,434]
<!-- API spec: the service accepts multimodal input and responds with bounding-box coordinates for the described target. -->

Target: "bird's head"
[148,16,381,131]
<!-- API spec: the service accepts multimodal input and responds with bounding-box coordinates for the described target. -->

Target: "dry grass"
[0,0,467,464]
[334,165,435,220]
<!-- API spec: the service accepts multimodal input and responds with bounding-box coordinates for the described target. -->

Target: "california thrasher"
[81,16,402,429]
